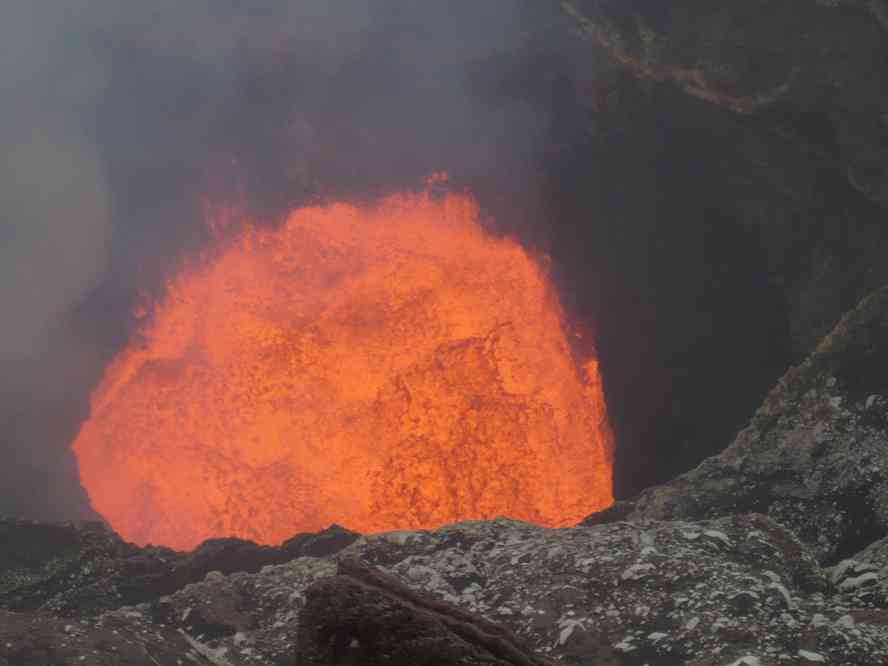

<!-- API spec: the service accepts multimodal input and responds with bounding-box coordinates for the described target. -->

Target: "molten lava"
[73,185,614,550]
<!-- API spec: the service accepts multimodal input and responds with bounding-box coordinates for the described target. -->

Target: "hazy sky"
[0,1,581,520]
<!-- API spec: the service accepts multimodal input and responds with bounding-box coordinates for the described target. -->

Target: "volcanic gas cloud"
[73,182,614,550]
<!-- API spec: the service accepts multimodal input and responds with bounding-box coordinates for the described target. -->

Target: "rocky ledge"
[593,286,888,567]
[2,512,888,664]
[5,287,888,664]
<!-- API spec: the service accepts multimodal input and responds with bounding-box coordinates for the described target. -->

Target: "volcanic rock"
[0,608,213,666]
[0,518,358,616]
[280,524,359,560]
[295,558,554,665]
[557,0,888,497]
[588,286,888,563]
[0,518,152,614]
[563,0,888,204]
[170,525,358,590]
[7,516,888,664]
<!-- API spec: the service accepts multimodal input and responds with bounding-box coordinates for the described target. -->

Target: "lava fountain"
[73,182,614,550]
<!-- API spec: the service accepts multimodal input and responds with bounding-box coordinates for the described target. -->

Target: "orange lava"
[73,185,614,550]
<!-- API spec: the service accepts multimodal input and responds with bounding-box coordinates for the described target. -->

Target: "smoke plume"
[0,2,579,520]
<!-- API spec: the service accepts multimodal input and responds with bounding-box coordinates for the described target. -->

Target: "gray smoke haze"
[0,2,583,519]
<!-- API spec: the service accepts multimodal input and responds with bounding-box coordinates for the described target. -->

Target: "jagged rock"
[167,525,358,591]
[337,516,842,664]
[151,554,338,664]
[588,287,888,564]
[0,518,358,616]
[551,0,888,495]
[838,572,880,593]
[295,558,554,665]
[0,519,149,614]
[831,538,888,609]
[122,517,888,663]
[856,535,888,571]
[281,524,359,560]
[0,609,216,665]
[562,0,888,205]
[4,516,888,664]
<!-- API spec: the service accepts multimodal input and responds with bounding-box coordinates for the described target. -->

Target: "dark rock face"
[590,287,888,564]
[552,0,888,496]
[0,609,203,666]
[563,0,888,201]
[8,516,888,665]
[0,519,147,614]
[281,524,360,560]
[4,513,888,663]
[0,522,358,664]
[0,519,358,616]
[296,558,554,665]
[169,524,358,589]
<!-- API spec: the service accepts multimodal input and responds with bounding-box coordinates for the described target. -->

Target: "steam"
[0,1,568,520]
[1,123,110,366]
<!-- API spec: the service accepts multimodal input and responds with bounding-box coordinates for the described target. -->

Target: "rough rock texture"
[593,286,888,564]
[5,516,888,664]
[0,608,214,666]
[296,558,554,665]
[0,519,357,615]
[335,517,886,665]
[552,0,888,495]
[4,7,888,665]
[0,519,205,616]
[563,0,888,202]
[8,282,888,664]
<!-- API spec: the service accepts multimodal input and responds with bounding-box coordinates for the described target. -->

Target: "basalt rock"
[281,524,359,560]
[0,608,214,666]
[169,525,358,591]
[562,0,888,205]
[0,518,358,616]
[4,516,888,664]
[555,0,888,497]
[295,558,554,665]
[590,286,888,563]
[0,518,152,614]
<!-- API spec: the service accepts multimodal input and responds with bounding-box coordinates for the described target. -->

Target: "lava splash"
[73,185,614,550]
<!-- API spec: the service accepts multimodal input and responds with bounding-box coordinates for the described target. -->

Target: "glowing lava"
[73,184,614,550]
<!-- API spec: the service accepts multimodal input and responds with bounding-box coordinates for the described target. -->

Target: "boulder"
[295,558,554,665]
[3,516,888,663]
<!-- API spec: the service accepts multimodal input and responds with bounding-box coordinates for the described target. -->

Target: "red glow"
[73,184,613,550]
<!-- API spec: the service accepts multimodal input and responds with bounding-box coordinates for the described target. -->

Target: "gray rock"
[838,572,880,593]
[295,558,554,665]
[563,0,888,205]
[587,287,888,564]
[4,516,888,664]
